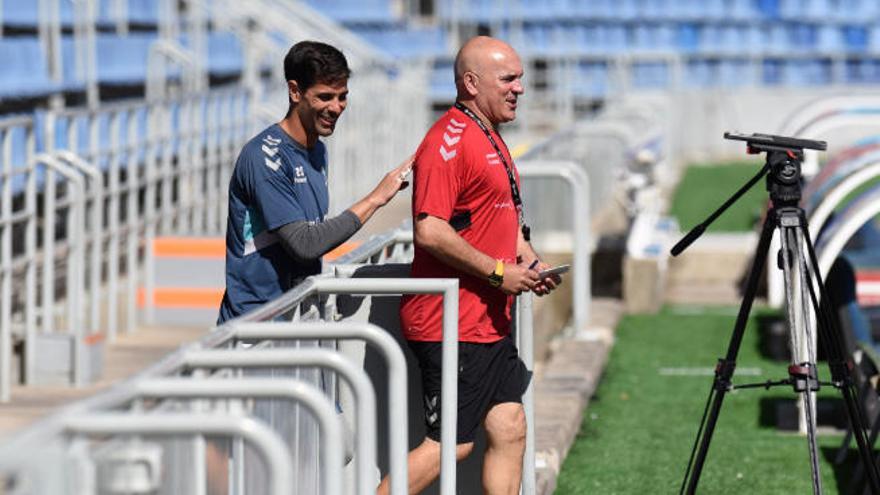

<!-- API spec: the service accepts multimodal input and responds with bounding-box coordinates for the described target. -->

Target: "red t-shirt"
[400,106,520,343]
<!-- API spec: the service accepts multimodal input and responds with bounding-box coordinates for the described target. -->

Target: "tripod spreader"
[789,362,821,393]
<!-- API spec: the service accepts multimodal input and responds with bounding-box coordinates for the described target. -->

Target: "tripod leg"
[681,214,776,495]
[801,219,880,494]
[784,226,822,494]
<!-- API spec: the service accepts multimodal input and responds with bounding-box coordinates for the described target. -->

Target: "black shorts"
[408,336,531,444]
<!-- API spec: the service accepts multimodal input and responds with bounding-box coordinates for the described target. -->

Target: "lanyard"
[453,102,531,240]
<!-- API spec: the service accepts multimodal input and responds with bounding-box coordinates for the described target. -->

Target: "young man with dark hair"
[218,40,411,323]
[379,36,561,495]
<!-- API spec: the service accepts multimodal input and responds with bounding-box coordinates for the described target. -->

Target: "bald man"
[383,36,560,495]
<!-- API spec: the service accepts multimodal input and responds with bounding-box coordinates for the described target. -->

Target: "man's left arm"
[516,227,561,296]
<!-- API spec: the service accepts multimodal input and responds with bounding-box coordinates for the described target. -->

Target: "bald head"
[454,36,517,86]
[453,36,524,126]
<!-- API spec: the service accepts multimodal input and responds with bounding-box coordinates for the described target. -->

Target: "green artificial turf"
[670,162,768,233]
[555,307,859,494]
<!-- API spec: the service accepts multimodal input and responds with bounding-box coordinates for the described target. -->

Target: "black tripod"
[674,132,880,495]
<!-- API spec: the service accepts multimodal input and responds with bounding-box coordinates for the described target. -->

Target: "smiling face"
[456,38,525,127]
[290,79,349,140]
[472,49,524,125]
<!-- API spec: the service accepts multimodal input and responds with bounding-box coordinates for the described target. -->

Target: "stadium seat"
[573,61,609,98]
[817,25,844,53]
[842,25,869,53]
[0,38,61,99]
[1,0,75,29]
[207,32,243,76]
[305,0,396,24]
[719,59,753,87]
[676,23,700,53]
[352,25,448,59]
[96,32,159,85]
[756,0,782,19]
[630,61,669,89]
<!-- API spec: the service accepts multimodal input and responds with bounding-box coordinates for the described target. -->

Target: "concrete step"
[0,324,209,435]
[665,232,757,306]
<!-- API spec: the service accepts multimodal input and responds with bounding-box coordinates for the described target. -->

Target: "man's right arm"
[414,213,539,295]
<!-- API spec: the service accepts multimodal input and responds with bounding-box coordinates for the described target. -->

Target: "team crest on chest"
[294,165,307,184]
[486,152,501,166]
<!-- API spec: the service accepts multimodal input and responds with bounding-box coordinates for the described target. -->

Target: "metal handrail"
[331,222,414,266]
[182,347,376,495]
[220,276,461,495]
[132,378,343,495]
[31,153,87,389]
[227,321,410,495]
[54,151,104,340]
[63,413,294,495]
[519,161,592,331]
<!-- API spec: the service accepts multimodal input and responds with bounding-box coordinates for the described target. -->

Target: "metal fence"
[0,88,253,401]
[0,203,585,494]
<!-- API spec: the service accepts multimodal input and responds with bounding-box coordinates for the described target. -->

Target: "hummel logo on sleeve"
[443,133,460,146]
[261,144,278,157]
[486,152,501,166]
[439,145,457,162]
[263,135,282,146]
[264,157,281,171]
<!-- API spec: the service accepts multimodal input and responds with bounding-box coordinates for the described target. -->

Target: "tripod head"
[671,132,827,256]
[724,132,827,207]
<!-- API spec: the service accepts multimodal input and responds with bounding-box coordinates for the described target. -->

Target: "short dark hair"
[283,41,351,92]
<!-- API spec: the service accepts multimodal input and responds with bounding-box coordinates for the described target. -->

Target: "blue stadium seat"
[573,24,602,55]
[2,0,38,29]
[631,23,675,54]
[305,0,396,23]
[719,59,753,87]
[762,58,784,85]
[762,25,789,54]
[816,25,844,53]
[602,24,627,54]
[573,61,609,98]
[2,0,75,29]
[676,23,700,53]
[0,38,61,98]
[207,32,243,76]
[97,0,161,27]
[430,59,455,101]
[521,23,550,57]
[684,59,715,87]
[630,61,669,89]
[96,33,159,85]
[756,0,782,19]
[843,25,869,53]
[787,23,817,53]
[728,0,756,20]
[352,25,448,59]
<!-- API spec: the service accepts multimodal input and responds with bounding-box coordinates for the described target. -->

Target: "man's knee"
[420,436,473,461]
[456,441,474,461]
[484,403,526,446]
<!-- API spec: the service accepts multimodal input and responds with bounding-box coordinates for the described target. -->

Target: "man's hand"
[500,263,540,295]
[530,260,562,297]
[367,155,414,207]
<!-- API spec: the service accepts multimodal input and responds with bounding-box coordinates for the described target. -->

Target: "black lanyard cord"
[453,102,531,241]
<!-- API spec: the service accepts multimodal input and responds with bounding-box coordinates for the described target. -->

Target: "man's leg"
[376,437,473,495]
[482,402,526,495]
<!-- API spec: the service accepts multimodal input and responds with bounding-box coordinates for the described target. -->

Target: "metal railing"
[0,88,254,399]
[519,161,591,332]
